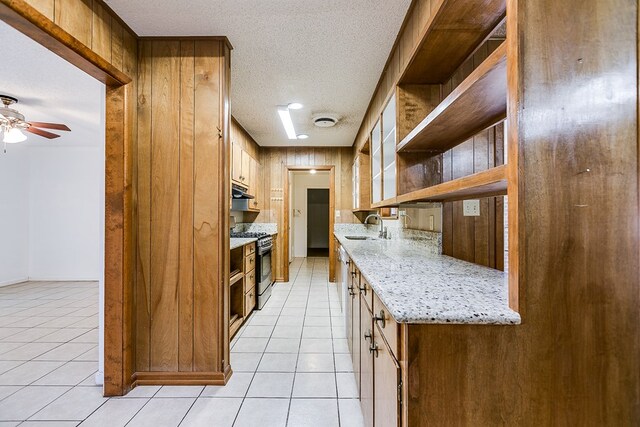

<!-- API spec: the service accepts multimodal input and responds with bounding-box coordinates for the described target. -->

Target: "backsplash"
[334,221,442,255]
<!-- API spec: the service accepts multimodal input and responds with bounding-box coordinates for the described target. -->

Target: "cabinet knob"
[373,310,386,328]
[369,342,379,357]
[351,271,357,278]
[364,330,372,342]
[359,285,367,295]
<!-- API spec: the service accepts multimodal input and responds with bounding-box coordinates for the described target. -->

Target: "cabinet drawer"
[358,276,374,313]
[244,253,256,272]
[245,286,256,314]
[244,243,255,257]
[373,292,398,356]
[244,269,256,294]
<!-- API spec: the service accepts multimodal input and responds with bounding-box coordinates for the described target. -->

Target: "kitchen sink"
[344,235,375,240]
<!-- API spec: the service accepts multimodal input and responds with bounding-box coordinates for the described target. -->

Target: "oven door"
[258,248,272,293]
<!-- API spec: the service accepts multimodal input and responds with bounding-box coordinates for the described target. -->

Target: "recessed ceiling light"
[288,103,304,110]
[297,134,309,140]
[310,169,317,174]
[277,106,297,140]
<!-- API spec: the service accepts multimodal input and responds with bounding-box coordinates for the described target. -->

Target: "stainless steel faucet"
[364,213,385,238]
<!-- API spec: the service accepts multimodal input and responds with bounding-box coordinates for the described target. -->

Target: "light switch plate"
[463,200,481,217]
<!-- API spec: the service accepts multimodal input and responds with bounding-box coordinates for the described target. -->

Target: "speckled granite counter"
[335,233,520,325]
[230,238,257,250]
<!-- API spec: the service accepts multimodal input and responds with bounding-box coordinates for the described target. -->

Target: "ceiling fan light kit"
[0,94,71,152]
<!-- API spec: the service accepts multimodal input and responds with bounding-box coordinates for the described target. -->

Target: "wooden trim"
[138,36,233,50]
[506,0,520,312]
[132,366,232,386]
[0,0,131,86]
[283,166,336,282]
[396,165,507,204]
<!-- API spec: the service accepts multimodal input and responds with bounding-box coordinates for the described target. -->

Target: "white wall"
[291,172,330,258]
[0,144,30,285]
[28,146,104,280]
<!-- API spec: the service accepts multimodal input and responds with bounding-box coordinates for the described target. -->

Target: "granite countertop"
[335,233,521,325]
[230,238,257,250]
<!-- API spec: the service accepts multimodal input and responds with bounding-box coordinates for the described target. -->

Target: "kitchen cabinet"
[353,152,372,211]
[232,142,243,183]
[370,96,397,207]
[349,262,361,396]
[231,142,261,211]
[229,241,257,338]
[360,292,374,427]
[373,325,401,427]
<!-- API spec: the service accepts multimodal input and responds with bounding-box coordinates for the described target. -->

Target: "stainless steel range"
[230,231,273,308]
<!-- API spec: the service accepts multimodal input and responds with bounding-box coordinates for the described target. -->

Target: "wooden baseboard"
[131,367,232,387]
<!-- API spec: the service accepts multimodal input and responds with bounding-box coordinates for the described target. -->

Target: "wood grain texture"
[149,40,181,371]
[54,0,91,46]
[91,0,111,61]
[23,0,51,19]
[192,41,221,372]
[178,41,195,372]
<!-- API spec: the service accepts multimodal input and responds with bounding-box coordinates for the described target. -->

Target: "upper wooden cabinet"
[230,118,262,211]
[232,143,243,183]
[371,96,398,208]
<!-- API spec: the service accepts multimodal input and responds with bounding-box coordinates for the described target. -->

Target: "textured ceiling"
[0,21,103,148]
[104,0,411,147]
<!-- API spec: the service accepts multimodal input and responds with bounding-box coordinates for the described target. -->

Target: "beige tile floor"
[0,258,365,426]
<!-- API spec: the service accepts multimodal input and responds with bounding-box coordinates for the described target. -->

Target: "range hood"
[232,183,254,200]
[232,183,255,211]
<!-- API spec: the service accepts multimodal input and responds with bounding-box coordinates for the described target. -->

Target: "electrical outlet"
[429,215,434,230]
[463,200,481,217]
[335,210,341,218]
[399,210,407,216]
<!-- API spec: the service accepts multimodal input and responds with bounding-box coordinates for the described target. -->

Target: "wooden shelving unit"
[371,197,399,209]
[400,0,506,84]
[397,42,507,153]
[396,165,507,204]
[230,270,243,286]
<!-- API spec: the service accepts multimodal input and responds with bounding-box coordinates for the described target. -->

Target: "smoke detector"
[312,114,339,128]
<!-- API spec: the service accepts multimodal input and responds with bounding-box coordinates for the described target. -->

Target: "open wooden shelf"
[400,0,506,84]
[352,208,376,213]
[371,197,399,209]
[230,270,243,286]
[397,42,507,153]
[230,315,243,338]
[396,165,507,203]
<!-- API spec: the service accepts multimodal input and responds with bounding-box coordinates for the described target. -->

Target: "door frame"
[283,166,335,282]
[0,1,134,396]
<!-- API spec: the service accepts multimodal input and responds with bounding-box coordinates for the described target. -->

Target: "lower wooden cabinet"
[350,264,361,396]
[373,324,402,427]
[360,294,374,427]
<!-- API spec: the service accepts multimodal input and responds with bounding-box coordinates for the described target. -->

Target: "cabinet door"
[232,143,242,183]
[371,120,382,204]
[250,157,261,210]
[360,296,374,427]
[353,158,360,210]
[241,149,251,185]
[381,96,397,201]
[350,265,361,395]
[373,324,401,427]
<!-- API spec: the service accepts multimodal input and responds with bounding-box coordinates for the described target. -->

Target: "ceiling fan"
[0,94,71,150]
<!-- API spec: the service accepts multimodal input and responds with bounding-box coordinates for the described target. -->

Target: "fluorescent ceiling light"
[288,102,304,110]
[3,127,27,143]
[297,134,309,140]
[278,106,297,140]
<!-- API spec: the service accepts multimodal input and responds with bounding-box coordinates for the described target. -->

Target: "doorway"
[307,189,330,257]
[283,166,335,282]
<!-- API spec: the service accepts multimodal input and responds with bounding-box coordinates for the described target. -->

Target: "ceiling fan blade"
[25,127,60,139]
[27,122,70,131]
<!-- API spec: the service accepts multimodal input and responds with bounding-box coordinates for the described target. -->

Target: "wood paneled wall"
[231,117,260,159]
[23,0,136,73]
[255,147,355,280]
[353,0,439,154]
[134,39,231,382]
[440,40,505,269]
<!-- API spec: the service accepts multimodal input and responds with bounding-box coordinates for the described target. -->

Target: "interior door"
[360,295,374,427]
[307,189,329,250]
[374,326,401,427]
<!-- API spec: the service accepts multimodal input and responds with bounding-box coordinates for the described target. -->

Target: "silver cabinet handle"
[373,310,386,328]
